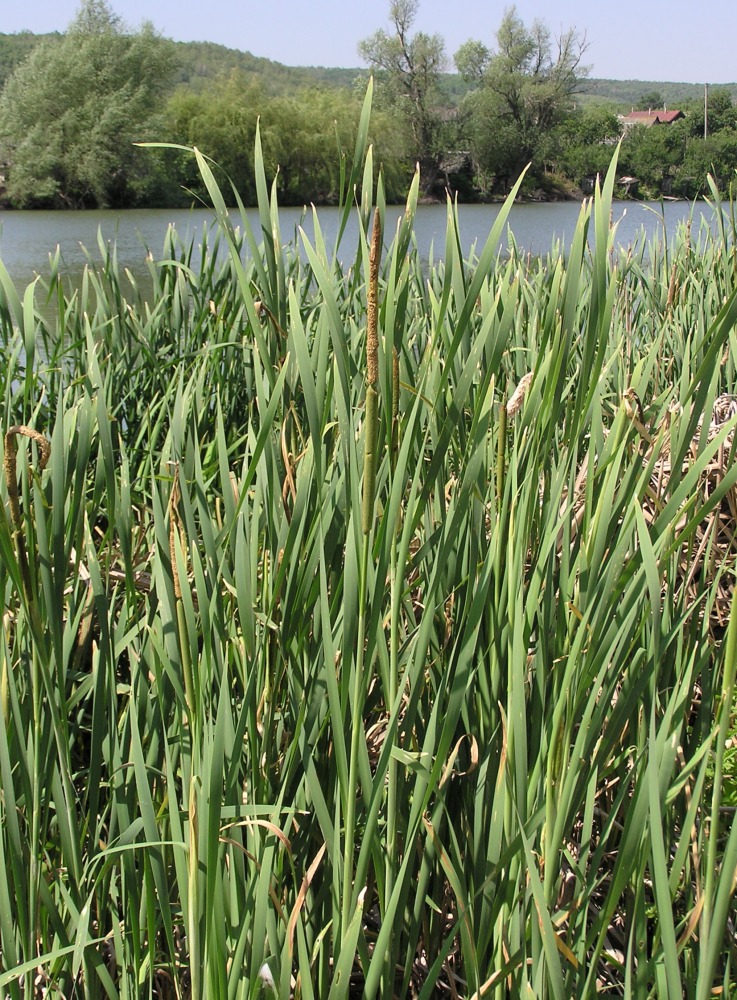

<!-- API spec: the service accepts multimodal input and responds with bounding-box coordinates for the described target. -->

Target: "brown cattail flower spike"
[362,209,382,535]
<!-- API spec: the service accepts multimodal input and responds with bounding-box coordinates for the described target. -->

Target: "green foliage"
[454,39,491,83]
[683,86,737,138]
[456,5,589,192]
[620,88,737,198]
[675,131,737,197]
[162,76,412,206]
[257,88,371,204]
[0,31,61,93]
[164,73,263,203]
[358,0,449,194]
[553,104,621,186]
[620,122,686,194]
[580,78,737,109]
[637,89,665,110]
[0,1,174,207]
[69,0,123,34]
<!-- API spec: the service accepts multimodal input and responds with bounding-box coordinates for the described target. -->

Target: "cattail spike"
[506,373,533,419]
[169,465,183,600]
[3,435,21,533]
[3,425,51,614]
[4,425,52,531]
[666,262,678,313]
[362,386,379,535]
[367,208,381,386]
[362,208,382,534]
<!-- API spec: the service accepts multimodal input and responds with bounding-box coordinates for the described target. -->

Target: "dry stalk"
[506,372,533,419]
[563,391,737,629]
[3,425,51,611]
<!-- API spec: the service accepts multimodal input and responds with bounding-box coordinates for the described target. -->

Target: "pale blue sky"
[3,0,734,85]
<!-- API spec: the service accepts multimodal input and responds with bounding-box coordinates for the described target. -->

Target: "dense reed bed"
[0,95,736,997]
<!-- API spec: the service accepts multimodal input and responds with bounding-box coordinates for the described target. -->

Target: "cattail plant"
[343,206,382,940]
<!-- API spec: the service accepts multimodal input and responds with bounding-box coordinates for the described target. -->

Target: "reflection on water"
[0,199,724,303]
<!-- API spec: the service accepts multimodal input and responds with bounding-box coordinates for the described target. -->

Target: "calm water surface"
[0,200,722,299]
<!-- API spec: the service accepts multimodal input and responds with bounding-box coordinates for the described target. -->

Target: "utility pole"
[704,83,708,140]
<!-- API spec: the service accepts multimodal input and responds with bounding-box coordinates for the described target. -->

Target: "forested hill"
[1,31,735,104]
[0,32,359,94]
[581,79,737,107]
[169,41,359,94]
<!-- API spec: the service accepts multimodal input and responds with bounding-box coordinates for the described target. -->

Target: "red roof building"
[620,108,685,128]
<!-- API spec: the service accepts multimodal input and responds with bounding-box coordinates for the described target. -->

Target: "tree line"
[0,0,735,210]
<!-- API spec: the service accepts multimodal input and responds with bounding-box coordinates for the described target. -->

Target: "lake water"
[0,199,724,298]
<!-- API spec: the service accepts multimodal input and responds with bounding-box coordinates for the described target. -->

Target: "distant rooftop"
[619,108,685,126]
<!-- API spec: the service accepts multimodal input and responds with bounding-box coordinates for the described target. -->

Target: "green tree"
[674,131,737,197]
[0,0,174,207]
[620,118,688,195]
[164,72,262,203]
[454,39,490,84]
[258,88,373,205]
[456,6,588,192]
[554,104,621,188]
[163,76,410,207]
[637,90,664,111]
[684,87,737,138]
[358,0,448,194]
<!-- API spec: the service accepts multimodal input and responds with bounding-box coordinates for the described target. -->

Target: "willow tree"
[358,0,448,194]
[456,6,588,191]
[0,0,174,207]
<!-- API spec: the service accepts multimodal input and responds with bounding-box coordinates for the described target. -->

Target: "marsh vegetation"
[0,92,736,997]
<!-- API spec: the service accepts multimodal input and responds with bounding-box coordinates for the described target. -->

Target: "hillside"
[1,31,735,106]
[579,78,737,108]
[0,32,362,96]
[0,31,60,89]
[170,40,360,95]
